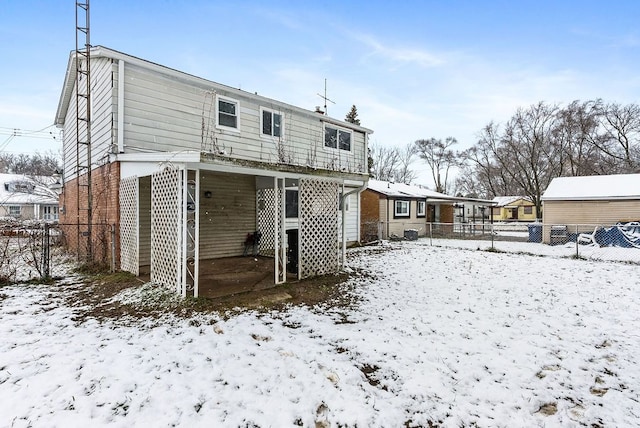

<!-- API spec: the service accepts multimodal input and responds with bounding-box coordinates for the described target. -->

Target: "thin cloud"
[353,32,444,68]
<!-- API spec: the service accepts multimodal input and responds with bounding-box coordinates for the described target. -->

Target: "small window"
[217,95,239,130]
[524,206,533,215]
[324,125,351,151]
[285,190,298,218]
[417,201,425,217]
[261,108,282,138]
[395,200,409,217]
[9,206,21,216]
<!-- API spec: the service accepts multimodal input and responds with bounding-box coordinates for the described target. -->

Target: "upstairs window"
[394,200,410,218]
[217,95,239,130]
[324,125,351,151]
[261,108,282,138]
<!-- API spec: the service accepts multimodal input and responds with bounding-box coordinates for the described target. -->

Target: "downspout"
[341,182,367,268]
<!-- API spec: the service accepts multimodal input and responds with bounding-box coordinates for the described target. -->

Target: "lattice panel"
[151,167,182,292]
[299,178,340,279]
[119,176,139,275]
[257,188,277,257]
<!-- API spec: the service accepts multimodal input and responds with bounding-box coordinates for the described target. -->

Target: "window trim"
[259,107,284,140]
[43,205,59,221]
[394,200,410,218]
[323,124,352,152]
[215,94,240,132]
[417,200,426,218]
[8,205,21,216]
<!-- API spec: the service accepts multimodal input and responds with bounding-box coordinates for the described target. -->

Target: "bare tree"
[553,99,609,176]
[596,102,640,172]
[458,99,640,214]
[392,142,417,184]
[457,123,515,198]
[0,150,61,176]
[415,137,459,193]
[369,142,400,182]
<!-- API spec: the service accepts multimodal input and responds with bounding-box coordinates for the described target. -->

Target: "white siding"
[61,57,115,181]
[118,61,368,174]
[199,172,257,259]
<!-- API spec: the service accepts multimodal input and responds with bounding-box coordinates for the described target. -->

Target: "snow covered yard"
[1,243,639,427]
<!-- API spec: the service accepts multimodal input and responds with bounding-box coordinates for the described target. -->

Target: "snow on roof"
[367,179,495,205]
[367,179,441,198]
[492,196,532,207]
[542,174,640,201]
[0,173,58,205]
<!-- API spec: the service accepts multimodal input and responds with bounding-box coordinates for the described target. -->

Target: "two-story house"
[54,46,372,297]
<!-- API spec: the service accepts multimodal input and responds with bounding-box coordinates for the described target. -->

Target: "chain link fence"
[0,221,117,284]
[368,221,640,264]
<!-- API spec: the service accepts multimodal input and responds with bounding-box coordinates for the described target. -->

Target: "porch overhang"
[116,151,368,186]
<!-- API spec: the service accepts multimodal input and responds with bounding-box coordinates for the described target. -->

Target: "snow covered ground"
[1,241,639,427]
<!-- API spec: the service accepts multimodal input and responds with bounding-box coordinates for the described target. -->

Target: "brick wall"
[360,190,381,242]
[59,162,121,268]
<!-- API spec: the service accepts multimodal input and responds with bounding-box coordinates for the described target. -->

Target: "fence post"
[43,223,50,279]
[111,224,116,272]
[429,222,433,246]
[491,223,495,250]
[575,224,579,258]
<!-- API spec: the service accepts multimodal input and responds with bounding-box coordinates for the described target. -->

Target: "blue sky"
[1,0,639,186]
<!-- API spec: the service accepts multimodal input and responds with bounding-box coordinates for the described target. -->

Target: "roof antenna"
[316,78,335,115]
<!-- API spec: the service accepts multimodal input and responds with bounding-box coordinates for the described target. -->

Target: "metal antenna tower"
[317,78,335,115]
[75,0,93,261]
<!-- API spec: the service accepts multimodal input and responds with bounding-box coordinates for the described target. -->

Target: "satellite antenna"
[316,78,335,115]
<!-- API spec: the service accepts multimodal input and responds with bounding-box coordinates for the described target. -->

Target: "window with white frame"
[8,206,21,216]
[43,205,59,221]
[324,125,351,151]
[394,200,409,217]
[217,95,239,130]
[417,200,426,217]
[261,108,282,138]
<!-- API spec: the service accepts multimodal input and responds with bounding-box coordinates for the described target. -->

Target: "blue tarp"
[592,222,640,248]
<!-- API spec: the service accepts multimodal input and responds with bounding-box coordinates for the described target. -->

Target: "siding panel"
[198,172,257,259]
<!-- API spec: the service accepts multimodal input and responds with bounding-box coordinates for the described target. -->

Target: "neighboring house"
[0,173,59,221]
[360,180,493,241]
[491,196,538,222]
[541,174,640,243]
[54,46,372,296]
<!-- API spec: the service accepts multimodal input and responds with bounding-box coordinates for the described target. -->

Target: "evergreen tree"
[345,105,361,125]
